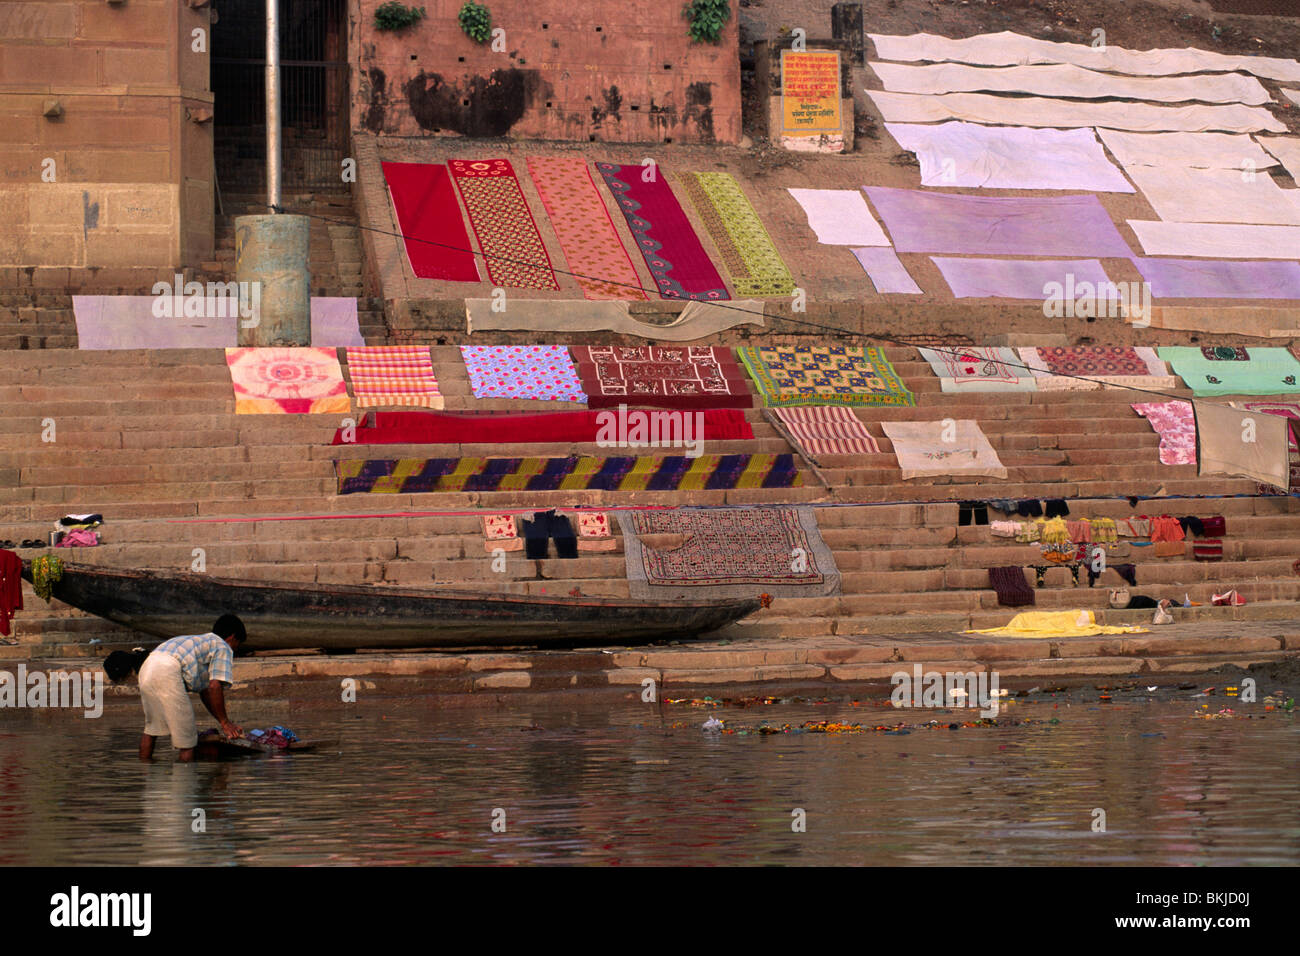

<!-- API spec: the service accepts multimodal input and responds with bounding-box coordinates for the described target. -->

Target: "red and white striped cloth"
[773,406,879,456]
[345,346,444,408]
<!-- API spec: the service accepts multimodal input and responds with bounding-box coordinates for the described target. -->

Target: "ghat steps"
[0,190,383,349]
[0,345,1297,657]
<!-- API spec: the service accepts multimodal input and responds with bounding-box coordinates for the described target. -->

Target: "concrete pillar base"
[234,214,311,346]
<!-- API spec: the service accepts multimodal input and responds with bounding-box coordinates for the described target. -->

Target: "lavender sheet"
[862,187,1133,257]
[1132,257,1300,300]
[72,296,364,349]
[930,257,1112,299]
[852,247,923,294]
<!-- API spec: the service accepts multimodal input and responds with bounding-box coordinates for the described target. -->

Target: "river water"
[1,690,1296,866]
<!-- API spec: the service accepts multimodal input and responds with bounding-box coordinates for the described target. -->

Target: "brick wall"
[0,0,214,273]
[351,0,741,144]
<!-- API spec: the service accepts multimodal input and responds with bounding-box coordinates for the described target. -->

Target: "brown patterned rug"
[616,506,840,598]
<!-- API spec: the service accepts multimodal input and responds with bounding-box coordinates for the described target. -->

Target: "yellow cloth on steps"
[966,610,1149,638]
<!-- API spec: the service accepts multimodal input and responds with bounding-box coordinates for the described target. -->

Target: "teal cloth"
[1157,346,1300,397]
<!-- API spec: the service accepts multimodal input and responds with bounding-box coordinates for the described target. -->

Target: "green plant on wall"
[374,1,425,31]
[685,0,729,44]
[458,1,492,44]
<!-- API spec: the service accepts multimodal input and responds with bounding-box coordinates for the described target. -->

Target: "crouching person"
[138,614,247,762]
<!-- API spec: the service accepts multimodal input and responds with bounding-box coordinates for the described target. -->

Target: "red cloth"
[448,158,559,291]
[595,162,729,300]
[0,550,22,637]
[571,345,754,410]
[333,409,755,445]
[380,161,480,282]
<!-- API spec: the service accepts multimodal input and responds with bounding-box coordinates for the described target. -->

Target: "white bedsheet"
[865,90,1285,133]
[1098,130,1277,170]
[1257,137,1300,182]
[869,61,1271,105]
[868,31,1300,83]
[1127,165,1300,226]
[1128,221,1300,258]
[788,188,890,246]
[885,122,1133,191]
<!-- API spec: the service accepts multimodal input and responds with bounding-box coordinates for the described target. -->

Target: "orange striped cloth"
[773,406,879,456]
[345,346,444,409]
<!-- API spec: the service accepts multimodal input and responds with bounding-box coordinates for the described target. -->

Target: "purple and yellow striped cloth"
[334,454,801,494]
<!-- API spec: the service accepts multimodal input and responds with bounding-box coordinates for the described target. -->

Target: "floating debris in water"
[672,717,1051,735]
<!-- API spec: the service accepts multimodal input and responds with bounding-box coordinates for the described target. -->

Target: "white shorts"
[139,653,198,750]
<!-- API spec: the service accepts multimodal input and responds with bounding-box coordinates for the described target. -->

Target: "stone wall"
[0,0,214,273]
[351,0,741,144]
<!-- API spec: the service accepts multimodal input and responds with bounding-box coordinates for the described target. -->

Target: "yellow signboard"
[781,50,842,135]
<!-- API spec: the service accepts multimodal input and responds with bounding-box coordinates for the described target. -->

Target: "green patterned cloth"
[1157,346,1300,397]
[737,345,915,407]
[681,172,795,298]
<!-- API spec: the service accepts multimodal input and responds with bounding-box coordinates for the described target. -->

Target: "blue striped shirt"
[153,632,235,692]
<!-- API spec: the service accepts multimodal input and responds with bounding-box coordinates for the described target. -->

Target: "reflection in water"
[0,698,1296,865]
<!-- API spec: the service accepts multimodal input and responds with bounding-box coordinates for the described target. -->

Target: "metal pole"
[265,0,281,213]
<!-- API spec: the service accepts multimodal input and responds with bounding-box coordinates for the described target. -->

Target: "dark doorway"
[212,0,350,192]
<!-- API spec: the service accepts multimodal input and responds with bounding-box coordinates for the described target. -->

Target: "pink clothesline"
[165,507,673,524]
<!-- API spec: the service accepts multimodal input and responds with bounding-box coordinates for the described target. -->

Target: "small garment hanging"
[482,513,524,553]
[520,510,579,560]
[1149,516,1185,542]
[1040,518,1073,562]
[1091,518,1118,544]
[1193,538,1223,561]
[989,566,1035,607]
[574,512,617,552]
[1118,516,1151,538]
[1016,521,1043,543]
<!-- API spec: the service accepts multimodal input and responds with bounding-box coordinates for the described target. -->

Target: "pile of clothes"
[246,726,300,749]
[201,725,300,749]
[53,513,103,548]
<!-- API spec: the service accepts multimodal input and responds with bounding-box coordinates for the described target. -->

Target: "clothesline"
[161,490,1293,525]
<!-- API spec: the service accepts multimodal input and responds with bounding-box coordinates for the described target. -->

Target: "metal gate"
[212,0,349,191]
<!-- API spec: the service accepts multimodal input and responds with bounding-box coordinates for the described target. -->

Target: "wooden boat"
[22,562,760,650]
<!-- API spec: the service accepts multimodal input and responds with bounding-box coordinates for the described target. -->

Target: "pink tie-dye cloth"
[1132,401,1196,465]
[225,347,351,414]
